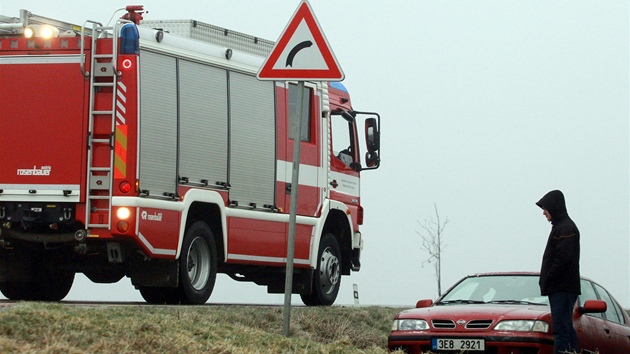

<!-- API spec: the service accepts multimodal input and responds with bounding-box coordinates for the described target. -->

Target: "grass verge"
[0,302,402,354]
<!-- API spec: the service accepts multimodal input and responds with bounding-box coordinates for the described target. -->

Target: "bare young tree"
[416,203,449,296]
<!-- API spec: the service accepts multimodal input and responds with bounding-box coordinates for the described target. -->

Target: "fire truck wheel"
[0,282,36,300]
[138,286,180,304]
[300,233,341,306]
[0,260,74,301]
[178,221,217,304]
[35,268,75,301]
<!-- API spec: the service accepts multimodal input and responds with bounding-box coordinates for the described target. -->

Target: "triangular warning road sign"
[257,0,344,81]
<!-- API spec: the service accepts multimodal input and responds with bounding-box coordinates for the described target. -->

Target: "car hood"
[396,304,552,322]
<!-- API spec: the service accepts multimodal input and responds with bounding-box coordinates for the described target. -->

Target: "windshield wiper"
[488,300,547,306]
[435,299,487,305]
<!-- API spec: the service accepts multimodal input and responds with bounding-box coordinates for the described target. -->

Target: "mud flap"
[129,257,178,288]
[266,269,314,295]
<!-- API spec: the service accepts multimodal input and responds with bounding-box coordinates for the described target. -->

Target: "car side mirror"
[416,299,433,308]
[578,299,607,314]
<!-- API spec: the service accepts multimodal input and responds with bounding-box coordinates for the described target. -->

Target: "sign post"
[257,0,344,337]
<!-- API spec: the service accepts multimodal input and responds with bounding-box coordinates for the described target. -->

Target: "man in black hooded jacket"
[536,190,580,354]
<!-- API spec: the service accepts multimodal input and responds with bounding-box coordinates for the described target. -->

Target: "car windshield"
[436,274,549,306]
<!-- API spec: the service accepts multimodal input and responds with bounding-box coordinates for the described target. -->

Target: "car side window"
[579,280,603,319]
[609,298,627,326]
[593,283,622,324]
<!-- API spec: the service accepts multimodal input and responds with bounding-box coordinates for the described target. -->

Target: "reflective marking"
[138,232,176,256]
[0,55,82,64]
[114,125,128,178]
[228,253,310,265]
[276,160,319,187]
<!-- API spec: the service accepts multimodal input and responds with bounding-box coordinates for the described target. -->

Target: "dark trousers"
[549,291,579,354]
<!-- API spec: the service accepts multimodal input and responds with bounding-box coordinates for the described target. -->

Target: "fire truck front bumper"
[0,227,85,244]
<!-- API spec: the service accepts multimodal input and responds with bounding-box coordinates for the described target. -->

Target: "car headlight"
[392,319,430,331]
[494,320,549,333]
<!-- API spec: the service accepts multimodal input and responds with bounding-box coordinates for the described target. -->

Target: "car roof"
[464,272,596,283]
[467,271,539,277]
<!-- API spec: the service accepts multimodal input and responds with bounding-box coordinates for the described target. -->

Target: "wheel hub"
[187,236,210,291]
[319,247,340,294]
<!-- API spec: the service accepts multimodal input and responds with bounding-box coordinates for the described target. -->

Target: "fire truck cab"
[0,6,380,305]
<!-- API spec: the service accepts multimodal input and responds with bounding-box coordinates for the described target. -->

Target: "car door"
[577,279,609,353]
[592,282,630,351]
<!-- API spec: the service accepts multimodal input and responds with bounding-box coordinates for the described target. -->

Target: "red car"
[388,272,630,353]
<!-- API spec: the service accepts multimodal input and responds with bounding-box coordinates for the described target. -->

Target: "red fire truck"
[0,6,380,305]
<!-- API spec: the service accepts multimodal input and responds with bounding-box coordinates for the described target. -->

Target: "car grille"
[465,319,493,329]
[431,319,455,329]
[431,319,493,329]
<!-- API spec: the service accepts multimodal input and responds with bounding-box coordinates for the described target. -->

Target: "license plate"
[431,338,485,351]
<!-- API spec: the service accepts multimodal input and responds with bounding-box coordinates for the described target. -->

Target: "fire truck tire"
[0,282,36,300]
[178,221,217,304]
[138,286,180,304]
[0,267,74,301]
[36,269,75,301]
[300,233,341,306]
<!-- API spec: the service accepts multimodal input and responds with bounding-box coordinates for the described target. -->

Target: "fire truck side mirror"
[363,117,380,170]
[365,118,379,152]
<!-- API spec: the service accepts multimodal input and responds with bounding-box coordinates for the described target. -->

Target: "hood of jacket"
[536,190,568,223]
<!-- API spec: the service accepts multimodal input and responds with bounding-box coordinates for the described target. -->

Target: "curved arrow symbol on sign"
[285,40,313,67]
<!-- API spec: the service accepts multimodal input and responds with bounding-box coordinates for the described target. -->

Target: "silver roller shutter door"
[179,60,228,186]
[138,50,178,197]
[228,72,275,208]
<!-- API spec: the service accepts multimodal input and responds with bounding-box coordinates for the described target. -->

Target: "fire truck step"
[88,196,111,200]
[91,138,112,143]
[87,224,109,229]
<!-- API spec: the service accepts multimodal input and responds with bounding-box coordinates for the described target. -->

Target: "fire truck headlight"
[24,27,35,39]
[40,25,59,39]
[116,207,131,220]
[24,25,60,39]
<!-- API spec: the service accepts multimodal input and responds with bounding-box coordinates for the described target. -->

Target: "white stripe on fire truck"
[227,253,310,265]
[0,55,82,65]
[116,111,126,125]
[275,161,360,197]
[138,232,176,256]
[276,160,318,187]
[117,82,127,99]
[116,82,127,125]
[0,184,80,202]
[116,100,127,114]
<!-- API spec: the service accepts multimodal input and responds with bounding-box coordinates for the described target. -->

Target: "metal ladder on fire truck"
[81,20,123,230]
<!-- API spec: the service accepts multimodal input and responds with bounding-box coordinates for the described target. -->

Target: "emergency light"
[24,25,59,39]
[120,23,139,54]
